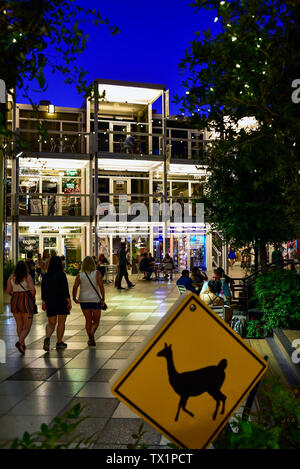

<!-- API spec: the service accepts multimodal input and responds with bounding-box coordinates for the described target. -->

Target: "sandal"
[88,334,96,347]
[15,342,25,355]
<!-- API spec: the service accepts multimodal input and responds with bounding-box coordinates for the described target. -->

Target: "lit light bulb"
[214,17,219,22]
[232,36,237,42]
[236,64,241,68]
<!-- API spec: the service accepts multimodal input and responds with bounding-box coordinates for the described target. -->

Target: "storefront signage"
[66,170,78,177]
[111,293,268,449]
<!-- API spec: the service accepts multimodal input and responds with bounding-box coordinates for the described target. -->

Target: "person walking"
[72,256,106,346]
[6,261,36,354]
[42,256,71,351]
[25,250,36,285]
[35,253,42,285]
[117,242,135,290]
[41,249,50,280]
[228,247,236,267]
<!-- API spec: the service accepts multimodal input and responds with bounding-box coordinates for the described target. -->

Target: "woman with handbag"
[42,256,72,351]
[6,261,36,354]
[72,256,106,346]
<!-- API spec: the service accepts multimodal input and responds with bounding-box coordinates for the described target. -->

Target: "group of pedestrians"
[6,255,106,354]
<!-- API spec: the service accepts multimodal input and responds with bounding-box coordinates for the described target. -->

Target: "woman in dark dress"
[41,256,71,351]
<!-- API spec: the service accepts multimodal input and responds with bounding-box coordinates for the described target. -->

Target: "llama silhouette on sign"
[157,343,227,421]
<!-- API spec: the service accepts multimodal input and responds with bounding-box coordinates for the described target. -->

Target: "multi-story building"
[5,79,228,272]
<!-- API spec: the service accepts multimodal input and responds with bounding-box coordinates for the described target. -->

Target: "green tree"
[177,0,300,271]
[0,0,119,104]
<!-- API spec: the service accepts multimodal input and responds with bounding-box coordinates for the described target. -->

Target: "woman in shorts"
[72,256,105,346]
[6,261,36,354]
[42,256,71,351]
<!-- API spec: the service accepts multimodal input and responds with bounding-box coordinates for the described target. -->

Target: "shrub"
[244,319,266,338]
[4,261,15,289]
[254,270,300,333]
[2,404,97,449]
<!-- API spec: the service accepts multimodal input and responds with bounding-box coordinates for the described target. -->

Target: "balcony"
[16,124,206,161]
[7,194,91,219]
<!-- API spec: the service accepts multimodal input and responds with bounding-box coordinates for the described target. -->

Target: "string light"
[236,64,241,68]
[232,36,237,42]
[214,17,219,22]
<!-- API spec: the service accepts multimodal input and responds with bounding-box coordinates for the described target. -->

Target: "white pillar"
[206,230,213,274]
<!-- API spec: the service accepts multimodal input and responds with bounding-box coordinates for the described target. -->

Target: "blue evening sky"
[17,0,218,115]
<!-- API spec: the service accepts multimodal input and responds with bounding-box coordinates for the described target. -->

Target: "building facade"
[5,79,228,273]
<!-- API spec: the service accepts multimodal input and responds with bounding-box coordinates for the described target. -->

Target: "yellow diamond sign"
[110,293,268,449]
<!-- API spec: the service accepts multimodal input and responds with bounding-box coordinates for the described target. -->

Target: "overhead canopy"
[95,79,166,105]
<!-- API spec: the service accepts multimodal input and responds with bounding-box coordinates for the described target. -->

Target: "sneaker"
[43,338,50,352]
[129,284,135,288]
[56,342,67,350]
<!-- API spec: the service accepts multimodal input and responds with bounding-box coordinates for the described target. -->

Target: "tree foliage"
[177,0,300,268]
[0,0,119,100]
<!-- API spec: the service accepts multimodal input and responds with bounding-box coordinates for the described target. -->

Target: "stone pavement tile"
[93,443,127,449]
[75,349,115,360]
[95,419,161,447]
[59,397,119,419]
[111,350,132,359]
[0,415,53,441]
[102,359,128,370]
[8,395,72,416]
[60,417,108,443]
[118,343,137,352]
[60,342,87,350]
[0,395,24,416]
[100,336,130,343]
[137,325,156,330]
[41,349,83,359]
[110,324,138,331]
[65,336,90,342]
[26,357,73,368]
[47,368,97,382]
[131,330,151,336]
[127,336,146,343]
[0,367,25,383]
[89,369,117,382]
[118,320,144,325]
[0,380,43,397]
[103,330,135,337]
[63,357,108,369]
[77,382,115,398]
[112,402,140,419]
[7,349,46,358]
[30,381,85,397]
[94,342,121,350]
[6,368,58,381]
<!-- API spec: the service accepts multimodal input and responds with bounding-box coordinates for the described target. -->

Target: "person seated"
[97,253,109,278]
[162,253,175,279]
[201,269,231,301]
[148,252,158,279]
[123,136,136,154]
[176,270,196,293]
[139,253,154,280]
[190,266,207,291]
[200,280,224,306]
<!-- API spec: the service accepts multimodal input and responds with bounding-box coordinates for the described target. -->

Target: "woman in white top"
[6,261,36,354]
[72,256,105,346]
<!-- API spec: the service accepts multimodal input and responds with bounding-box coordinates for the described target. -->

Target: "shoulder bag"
[19,282,38,315]
[84,272,108,310]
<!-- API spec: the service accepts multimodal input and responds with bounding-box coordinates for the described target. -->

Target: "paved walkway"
[0,275,179,448]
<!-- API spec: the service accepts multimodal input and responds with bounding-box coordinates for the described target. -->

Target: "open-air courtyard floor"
[0,275,181,448]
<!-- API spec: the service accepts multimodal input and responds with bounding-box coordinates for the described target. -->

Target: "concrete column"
[206,229,213,274]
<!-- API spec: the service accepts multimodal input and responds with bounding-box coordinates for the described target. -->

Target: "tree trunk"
[259,243,268,274]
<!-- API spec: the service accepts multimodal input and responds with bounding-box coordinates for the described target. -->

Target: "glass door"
[111,178,129,214]
[109,123,131,153]
[43,236,58,254]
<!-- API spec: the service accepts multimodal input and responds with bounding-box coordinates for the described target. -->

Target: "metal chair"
[177,285,187,295]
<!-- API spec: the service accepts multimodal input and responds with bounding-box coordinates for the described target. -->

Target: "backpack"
[232,317,244,336]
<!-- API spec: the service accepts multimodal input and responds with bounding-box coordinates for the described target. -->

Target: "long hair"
[47,256,63,275]
[82,256,96,274]
[13,261,29,284]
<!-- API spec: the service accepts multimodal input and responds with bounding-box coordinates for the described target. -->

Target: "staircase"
[247,330,300,389]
